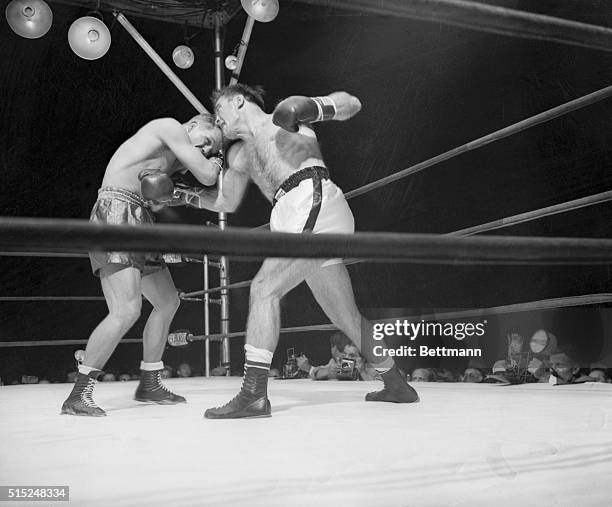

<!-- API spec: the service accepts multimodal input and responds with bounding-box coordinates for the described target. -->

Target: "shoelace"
[212,375,264,410]
[212,390,250,411]
[81,378,98,408]
[149,372,173,394]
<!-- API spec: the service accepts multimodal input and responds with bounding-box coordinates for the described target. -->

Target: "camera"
[281,348,308,379]
[336,357,359,381]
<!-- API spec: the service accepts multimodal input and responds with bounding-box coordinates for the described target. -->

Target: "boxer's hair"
[212,84,266,110]
[186,113,216,128]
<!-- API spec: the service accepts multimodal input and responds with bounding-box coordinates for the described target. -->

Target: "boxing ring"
[2,0,612,505]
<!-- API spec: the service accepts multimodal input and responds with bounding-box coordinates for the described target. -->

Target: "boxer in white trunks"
[173,84,419,418]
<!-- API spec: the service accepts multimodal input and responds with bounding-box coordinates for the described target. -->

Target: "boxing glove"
[272,96,337,133]
[139,170,175,203]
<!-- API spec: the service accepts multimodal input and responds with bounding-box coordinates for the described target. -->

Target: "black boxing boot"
[61,370,106,417]
[204,366,271,419]
[134,367,186,404]
[365,365,419,403]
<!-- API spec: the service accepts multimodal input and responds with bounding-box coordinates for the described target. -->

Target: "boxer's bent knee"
[110,298,142,325]
[154,293,180,315]
[250,276,282,304]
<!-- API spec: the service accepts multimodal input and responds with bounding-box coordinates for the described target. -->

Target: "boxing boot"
[365,365,419,403]
[134,368,186,404]
[204,366,271,419]
[61,370,106,417]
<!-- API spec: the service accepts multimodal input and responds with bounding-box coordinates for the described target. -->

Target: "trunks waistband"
[97,187,149,208]
[273,166,330,206]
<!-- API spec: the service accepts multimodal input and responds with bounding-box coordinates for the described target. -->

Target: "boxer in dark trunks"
[61,113,222,416]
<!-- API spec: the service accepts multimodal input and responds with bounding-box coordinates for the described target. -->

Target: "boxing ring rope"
[169,293,612,344]
[2,293,610,348]
[294,0,612,53]
[343,84,612,201]
[8,183,610,302]
[3,217,612,264]
[251,83,612,232]
[192,188,612,300]
[451,190,612,237]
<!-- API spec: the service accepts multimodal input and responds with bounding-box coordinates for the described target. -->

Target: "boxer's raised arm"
[151,118,220,186]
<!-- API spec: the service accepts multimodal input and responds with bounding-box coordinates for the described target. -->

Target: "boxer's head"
[184,113,223,156]
[212,84,265,139]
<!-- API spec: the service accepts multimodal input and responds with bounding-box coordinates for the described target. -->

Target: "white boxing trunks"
[270,166,354,267]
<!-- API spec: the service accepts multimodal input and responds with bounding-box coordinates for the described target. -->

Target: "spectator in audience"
[548,352,592,385]
[102,372,117,382]
[160,366,173,379]
[296,332,379,381]
[588,368,610,383]
[268,368,280,378]
[462,368,484,383]
[433,368,459,382]
[177,363,193,378]
[21,375,39,384]
[118,373,132,382]
[66,371,78,383]
[211,366,227,376]
[412,368,434,382]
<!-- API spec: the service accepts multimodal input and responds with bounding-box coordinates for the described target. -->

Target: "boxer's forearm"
[174,186,238,213]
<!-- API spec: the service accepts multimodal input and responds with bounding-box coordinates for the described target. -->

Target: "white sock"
[244,344,273,370]
[141,361,164,371]
[373,356,394,374]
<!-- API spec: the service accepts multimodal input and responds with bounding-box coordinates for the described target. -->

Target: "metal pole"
[203,255,210,377]
[113,12,208,113]
[213,13,231,375]
[229,16,255,85]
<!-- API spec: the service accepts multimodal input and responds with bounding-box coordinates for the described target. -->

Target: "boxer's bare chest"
[237,124,322,199]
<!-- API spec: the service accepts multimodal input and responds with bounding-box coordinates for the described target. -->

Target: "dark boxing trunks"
[88,187,166,277]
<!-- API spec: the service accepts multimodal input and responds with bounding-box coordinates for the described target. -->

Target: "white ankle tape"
[244,344,273,365]
[373,356,394,373]
[141,361,164,371]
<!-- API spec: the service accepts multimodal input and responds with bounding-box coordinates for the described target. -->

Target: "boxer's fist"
[139,170,175,203]
[272,96,320,133]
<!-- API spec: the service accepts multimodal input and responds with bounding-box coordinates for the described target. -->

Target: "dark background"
[1,0,611,381]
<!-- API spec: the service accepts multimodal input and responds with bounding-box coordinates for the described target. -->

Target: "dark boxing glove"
[272,96,337,133]
[138,169,175,203]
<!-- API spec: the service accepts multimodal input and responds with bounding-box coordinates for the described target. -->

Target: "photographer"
[296,332,378,381]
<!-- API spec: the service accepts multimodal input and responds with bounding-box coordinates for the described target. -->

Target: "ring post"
[203,254,211,377]
[213,11,231,375]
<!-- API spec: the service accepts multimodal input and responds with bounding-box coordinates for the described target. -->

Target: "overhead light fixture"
[172,45,194,69]
[224,54,238,71]
[68,13,111,60]
[5,0,53,39]
[241,0,279,23]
